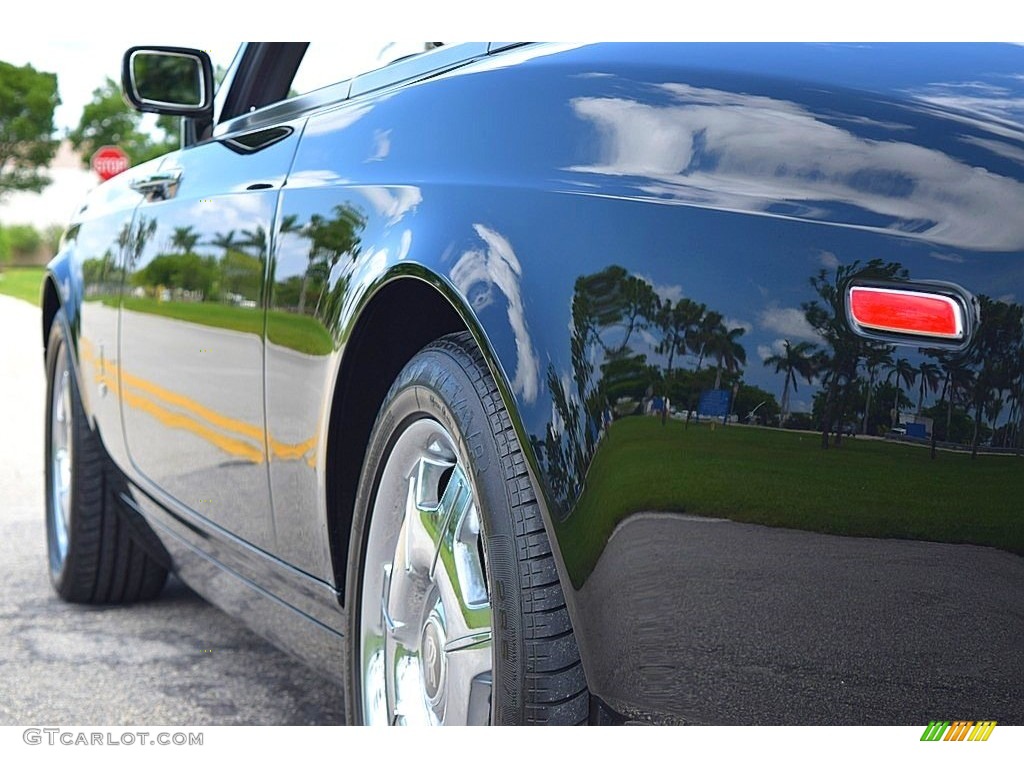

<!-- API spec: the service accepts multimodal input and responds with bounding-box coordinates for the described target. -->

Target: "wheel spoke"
[49,356,73,565]
[442,633,493,726]
[361,419,493,726]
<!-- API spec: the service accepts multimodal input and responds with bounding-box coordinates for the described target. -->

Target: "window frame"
[196,42,520,144]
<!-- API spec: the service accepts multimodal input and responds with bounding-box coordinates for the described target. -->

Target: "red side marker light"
[849,286,963,340]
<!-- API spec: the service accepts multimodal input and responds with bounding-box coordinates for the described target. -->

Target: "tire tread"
[46,314,167,605]
[426,332,588,725]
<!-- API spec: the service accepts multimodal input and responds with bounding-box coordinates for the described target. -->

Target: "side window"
[290,42,445,97]
[213,42,449,133]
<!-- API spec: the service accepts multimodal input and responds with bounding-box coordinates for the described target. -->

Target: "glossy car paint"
[46,43,1024,724]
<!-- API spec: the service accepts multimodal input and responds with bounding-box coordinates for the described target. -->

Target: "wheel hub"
[420,614,446,704]
[49,351,73,569]
[359,419,493,725]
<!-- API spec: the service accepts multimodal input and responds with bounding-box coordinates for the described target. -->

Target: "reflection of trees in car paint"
[106,205,369,356]
[802,259,908,450]
[124,217,264,304]
[536,265,753,516]
[535,259,1024,519]
[272,203,367,338]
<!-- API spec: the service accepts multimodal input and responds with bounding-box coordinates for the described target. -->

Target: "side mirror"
[122,46,214,117]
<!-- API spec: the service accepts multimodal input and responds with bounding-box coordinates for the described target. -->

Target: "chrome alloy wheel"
[359,418,493,725]
[49,347,74,569]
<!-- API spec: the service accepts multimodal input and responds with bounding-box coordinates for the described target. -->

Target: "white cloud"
[353,246,388,281]
[759,305,820,342]
[567,84,1024,250]
[960,135,1024,165]
[638,274,684,304]
[908,80,1024,136]
[178,193,267,251]
[450,225,541,404]
[818,251,840,269]
[722,316,753,334]
[757,338,790,361]
[367,129,391,162]
[359,185,422,226]
[301,102,376,138]
[284,169,349,189]
[639,328,659,347]
[928,251,965,263]
[395,230,411,264]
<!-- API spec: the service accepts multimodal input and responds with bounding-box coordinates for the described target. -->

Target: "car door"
[119,120,303,549]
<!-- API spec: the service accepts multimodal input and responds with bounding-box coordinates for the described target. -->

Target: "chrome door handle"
[130,169,183,201]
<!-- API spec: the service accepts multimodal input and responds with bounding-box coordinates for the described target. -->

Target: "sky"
[0,1,1013,136]
[2,40,240,133]
[0,1,1012,229]
[1,40,440,135]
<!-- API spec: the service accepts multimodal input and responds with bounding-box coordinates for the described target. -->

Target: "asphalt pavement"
[0,294,344,725]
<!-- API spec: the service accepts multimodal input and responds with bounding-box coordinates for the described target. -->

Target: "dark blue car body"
[45,43,1024,724]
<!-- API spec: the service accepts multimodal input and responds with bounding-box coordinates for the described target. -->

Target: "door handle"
[130,169,183,201]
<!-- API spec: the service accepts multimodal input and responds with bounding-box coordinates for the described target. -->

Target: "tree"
[693,310,724,371]
[0,59,60,201]
[68,78,178,169]
[915,360,941,415]
[5,223,41,258]
[803,259,907,448]
[170,225,200,255]
[1001,351,1024,449]
[654,297,704,423]
[569,266,657,358]
[293,205,365,315]
[209,229,238,256]
[136,252,217,295]
[708,325,747,390]
[654,298,703,380]
[0,225,9,267]
[887,357,918,425]
[966,296,1024,458]
[860,345,893,434]
[733,383,780,425]
[764,339,818,427]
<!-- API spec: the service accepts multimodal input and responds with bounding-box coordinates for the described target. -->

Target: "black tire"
[346,331,589,725]
[45,311,168,603]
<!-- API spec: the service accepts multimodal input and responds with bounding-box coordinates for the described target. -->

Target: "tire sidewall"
[345,344,526,725]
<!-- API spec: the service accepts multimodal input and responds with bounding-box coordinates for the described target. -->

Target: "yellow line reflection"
[79,339,318,466]
[122,388,266,464]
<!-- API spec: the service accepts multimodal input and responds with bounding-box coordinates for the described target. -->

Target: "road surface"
[0,294,344,725]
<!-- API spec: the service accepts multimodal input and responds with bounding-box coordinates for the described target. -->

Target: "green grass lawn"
[557,417,1024,585]
[110,297,335,356]
[0,267,45,306]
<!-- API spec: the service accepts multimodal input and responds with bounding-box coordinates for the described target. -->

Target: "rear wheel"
[346,332,588,725]
[45,311,167,603]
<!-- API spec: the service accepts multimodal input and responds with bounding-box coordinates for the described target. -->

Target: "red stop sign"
[91,145,130,181]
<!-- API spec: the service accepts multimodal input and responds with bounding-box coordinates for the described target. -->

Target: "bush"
[6,223,42,256]
[785,412,815,431]
[0,224,9,266]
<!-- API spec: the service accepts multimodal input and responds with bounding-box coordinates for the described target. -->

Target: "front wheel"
[45,311,167,603]
[346,332,588,725]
